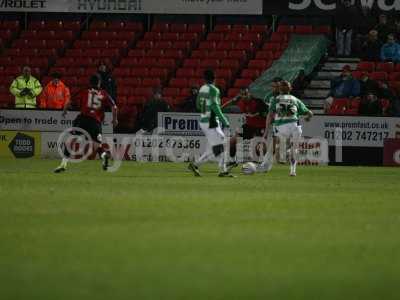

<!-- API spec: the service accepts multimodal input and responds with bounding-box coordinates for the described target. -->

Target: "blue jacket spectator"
[330,65,361,98]
[381,34,400,62]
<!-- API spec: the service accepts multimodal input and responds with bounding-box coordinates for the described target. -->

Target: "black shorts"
[73,114,102,143]
[240,124,264,140]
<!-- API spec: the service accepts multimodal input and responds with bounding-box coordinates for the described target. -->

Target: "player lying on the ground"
[260,80,313,176]
[54,74,118,173]
[188,69,234,177]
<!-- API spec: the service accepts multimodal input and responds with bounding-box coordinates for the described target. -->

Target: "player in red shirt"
[54,74,118,173]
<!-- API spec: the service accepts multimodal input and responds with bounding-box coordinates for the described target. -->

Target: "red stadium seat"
[217,41,234,50]
[147,49,164,57]
[199,41,217,50]
[277,25,293,33]
[187,24,206,34]
[389,72,400,81]
[328,98,349,115]
[131,67,149,77]
[162,32,179,41]
[144,32,162,40]
[234,78,252,88]
[250,24,268,33]
[109,40,128,48]
[248,59,268,70]
[201,59,220,69]
[227,88,241,98]
[158,58,176,69]
[263,43,281,51]
[256,50,274,60]
[183,58,201,68]
[63,21,81,31]
[170,24,187,33]
[149,68,169,80]
[232,24,249,33]
[191,49,208,58]
[128,49,146,57]
[229,50,247,62]
[270,32,288,42]
[209,50,228,60]
[376,62,394,72]
[295,25,313,34]
[225,32,242,41]
[169,78,188,88]
[369,71,388,81]
[176,68,195,78]
[220,59,240,70]
[164,49,183,59]
[215,78,226,90]
[155,41,173,49]
[152,23,169,32]
[142,78,161,87]
[242,33,263,43]
[357,61,375,72]
[163,87,180,97]
[173,41,191,50]
[241,69,260,79]
[215,69,232,80]
[134,87,153,97]
[352,71,364,79]
[119,77,141,87]
[113,68,131,77]
[214,24,231,32]
[234,41,254,52]
[90,20,107,30]
[207,32,224,41]
[137,40,154,49]
[181,33,199,42]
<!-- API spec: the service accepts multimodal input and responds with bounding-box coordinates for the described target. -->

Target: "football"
[241,162,257,175]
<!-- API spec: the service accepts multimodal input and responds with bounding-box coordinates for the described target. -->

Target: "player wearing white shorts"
[261,80,313,176]
[188,69,233,177]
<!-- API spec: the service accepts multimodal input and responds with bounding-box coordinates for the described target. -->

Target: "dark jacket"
[98,71,117,102]
[330,76,360,98]
[335,4,359,31]
[139,98,170,132]
[361,39,382,61]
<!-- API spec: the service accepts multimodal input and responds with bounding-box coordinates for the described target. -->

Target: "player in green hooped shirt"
[261,80,313,176]
[188,70,234,177]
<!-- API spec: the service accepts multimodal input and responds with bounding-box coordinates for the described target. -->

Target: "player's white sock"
[290,160,297,175]
[60,158,68,168]
[218,154,227,173]
[195,149,212,167]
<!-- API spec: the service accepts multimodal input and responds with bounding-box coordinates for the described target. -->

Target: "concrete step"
[327,57,361,63]
[317,70,342,79]
[309,80,330,89]
[322,62,358,71]
[303,98,325,108]
[303,89,329,98]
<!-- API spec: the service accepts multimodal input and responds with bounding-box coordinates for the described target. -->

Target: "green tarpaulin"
[249,34,329,101]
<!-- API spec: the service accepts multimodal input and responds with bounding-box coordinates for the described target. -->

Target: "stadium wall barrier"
[40,132,329,165]
[0,0,263,14]
[301,116,400,148]
[0,109,113,134]
[0,130,41,158]
[383,139,400,166]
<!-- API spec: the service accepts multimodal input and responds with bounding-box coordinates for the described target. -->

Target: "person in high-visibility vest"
[10,66,42,109]
[39,72,70,110]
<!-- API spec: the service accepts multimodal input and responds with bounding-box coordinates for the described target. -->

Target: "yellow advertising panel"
[0,131,41,158]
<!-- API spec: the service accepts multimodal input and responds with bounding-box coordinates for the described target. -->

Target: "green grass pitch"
[0,158,399,300]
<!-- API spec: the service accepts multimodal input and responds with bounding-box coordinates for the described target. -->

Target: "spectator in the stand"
[235,87,268,139]
[180,85,199,112]
[97,62,117,102]
[380,34,400,62]
[325,65,360,112]
[374,14,394,43]
[361,30,382,61]
[10,66,42,109]
[335,0,359,57]
[353,5,378,57]
[359,93,386,116]
[393,17,400,41]
[359,72,381,96]
[137,87,170,133]
[39,72,70,110]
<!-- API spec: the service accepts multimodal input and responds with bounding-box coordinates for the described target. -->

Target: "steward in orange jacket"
[39,72,70,110]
